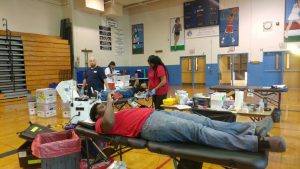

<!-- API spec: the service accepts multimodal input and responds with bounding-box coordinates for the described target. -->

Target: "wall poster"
[170,17,185,51]
[285,0,300,42]
[132,24,144,54]
[99,26,112,51]
[219,7,239,47]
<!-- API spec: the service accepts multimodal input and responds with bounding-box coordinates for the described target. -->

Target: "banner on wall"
[185,26,219,39]
[285,0,300,42]
[170,17,185,51]
[219,7,239,47]
[132,24,144,54]
[99,26,112,51]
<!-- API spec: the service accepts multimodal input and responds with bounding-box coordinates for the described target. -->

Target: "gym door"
[219,55,232,85]
[282,52,300,111]
[181,56,206,85]
[233,54,248,86]
[194,56,206,84]
[181,57,193,84]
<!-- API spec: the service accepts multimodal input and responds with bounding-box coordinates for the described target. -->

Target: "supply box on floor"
[36,103,57,118]
[36,88,57,118]
[62,102,71,118]
[27,94,36,115]
[36,88,56,104]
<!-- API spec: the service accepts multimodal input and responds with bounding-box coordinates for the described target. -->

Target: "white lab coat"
[105,67,117,83]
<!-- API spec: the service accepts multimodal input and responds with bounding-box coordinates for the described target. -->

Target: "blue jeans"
[100,89,134,101]
[140,111,258,152]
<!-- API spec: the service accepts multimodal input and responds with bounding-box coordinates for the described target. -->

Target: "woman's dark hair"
[90,103,101,122]
[147,55,168,79]
[175,17,180,23]
[108,61,116,74]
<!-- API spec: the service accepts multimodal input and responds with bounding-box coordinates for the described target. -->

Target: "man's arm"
[82,78,87,88]
[103,79,110,90]
[98,68,109,90]
[101,93,115,132]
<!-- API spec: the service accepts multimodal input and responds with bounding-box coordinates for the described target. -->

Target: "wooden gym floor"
[0,85,299,169]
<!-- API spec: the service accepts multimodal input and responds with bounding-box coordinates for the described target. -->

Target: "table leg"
[278,93,282,110]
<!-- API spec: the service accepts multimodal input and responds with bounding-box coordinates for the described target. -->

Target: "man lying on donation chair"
[90,93,287,153]
[100,80,148,101]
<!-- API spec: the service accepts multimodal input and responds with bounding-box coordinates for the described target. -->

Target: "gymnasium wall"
[72,8,132,67]
[0,0,64,36]
[127,0,285,65]
[60,0,132,68]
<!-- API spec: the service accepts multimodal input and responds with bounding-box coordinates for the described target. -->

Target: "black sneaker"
[259,136,287,152]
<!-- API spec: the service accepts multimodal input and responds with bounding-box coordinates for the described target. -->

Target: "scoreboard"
[184,0,219,29]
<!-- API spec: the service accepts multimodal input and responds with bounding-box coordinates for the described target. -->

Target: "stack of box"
[27,94,36,115]
[61,102,71,118]
[36,88,57,118]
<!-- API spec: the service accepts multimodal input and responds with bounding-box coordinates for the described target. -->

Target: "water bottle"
[258,99,264,113]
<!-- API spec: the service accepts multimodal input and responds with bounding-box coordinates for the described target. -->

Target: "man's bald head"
[89,57,97,68]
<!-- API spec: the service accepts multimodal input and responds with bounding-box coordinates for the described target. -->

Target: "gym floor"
[0,85,299,169]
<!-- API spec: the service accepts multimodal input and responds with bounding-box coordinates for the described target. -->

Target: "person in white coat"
[105,61,117,83]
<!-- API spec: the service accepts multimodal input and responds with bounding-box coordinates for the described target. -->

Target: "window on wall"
[234,54,248,80]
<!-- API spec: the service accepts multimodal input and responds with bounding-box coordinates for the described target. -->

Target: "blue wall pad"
[206,64,219,87]
[248,52,284,86]
[247,62,264,86]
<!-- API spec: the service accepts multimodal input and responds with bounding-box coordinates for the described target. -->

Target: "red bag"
[31,129,81,158]
[113,92,123,100]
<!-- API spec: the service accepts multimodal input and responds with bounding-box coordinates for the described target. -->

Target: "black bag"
[18,122,54,141]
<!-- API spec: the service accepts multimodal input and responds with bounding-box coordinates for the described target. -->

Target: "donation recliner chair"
[75,111,269,169]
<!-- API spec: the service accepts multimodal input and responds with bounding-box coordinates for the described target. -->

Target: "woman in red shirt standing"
[147,55,169,110]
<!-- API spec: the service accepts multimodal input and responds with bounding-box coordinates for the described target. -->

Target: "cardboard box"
[62,111,71,118]
[36,103,57,118]
[62,103,71,118]
[36,88,57,104]
[18,141,41,169]
[28,102,36,115]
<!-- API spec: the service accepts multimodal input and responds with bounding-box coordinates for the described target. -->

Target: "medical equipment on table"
[192,94,210,108]
[175,90,189,105]
[163,98,177,106]
[56,80,100,124]
[210,92,226,110]
[234,91,244,110]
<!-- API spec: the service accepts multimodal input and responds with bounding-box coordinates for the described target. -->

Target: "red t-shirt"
[95,108,154,137]
[148,65,169,95]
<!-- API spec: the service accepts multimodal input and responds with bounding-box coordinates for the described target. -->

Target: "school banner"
[170,17,185,51]
[219,7,239,47]
[132,24,144,54]
[285,0,300,42]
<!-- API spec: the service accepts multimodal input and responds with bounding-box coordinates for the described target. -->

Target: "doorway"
[282,52,300,111]
[218,54,248,86]
[181,56,206,86]
[283,52,300,88]
[219,55,232,85]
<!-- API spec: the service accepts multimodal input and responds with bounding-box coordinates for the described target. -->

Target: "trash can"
[272,108,281,123]
[32,130,81,169]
